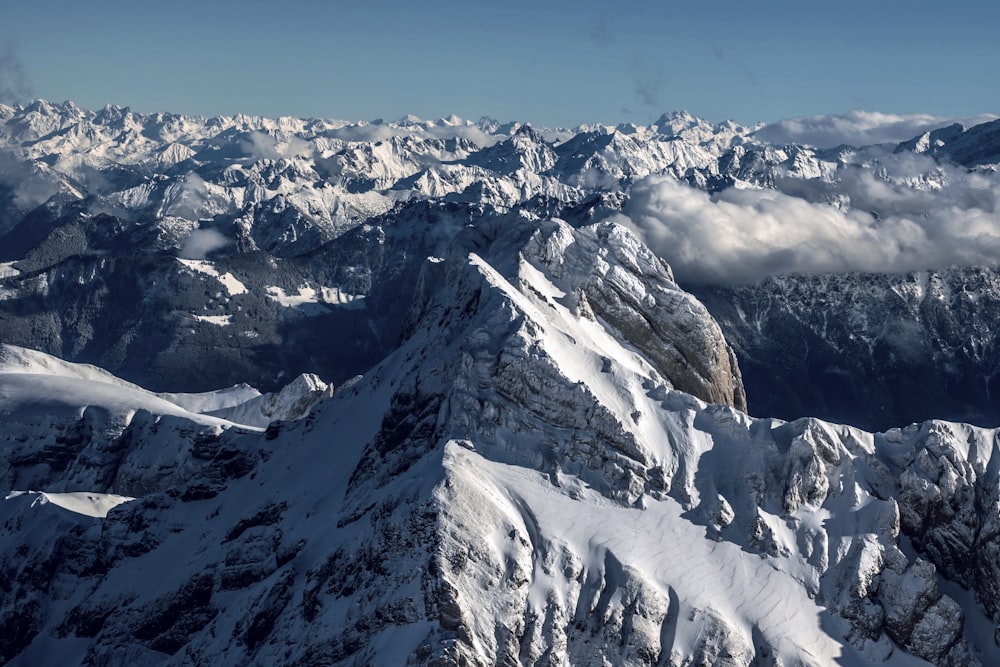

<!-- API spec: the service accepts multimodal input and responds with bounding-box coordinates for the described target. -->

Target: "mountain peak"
[895,118,1000,165]
[513,122,544,141]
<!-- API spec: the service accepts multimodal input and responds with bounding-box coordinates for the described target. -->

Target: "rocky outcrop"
[523,220,745,410]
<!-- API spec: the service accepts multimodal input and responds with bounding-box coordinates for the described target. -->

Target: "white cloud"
[0,150,60,209]
[179,228,230,259]
[755,110,998,148]
[240,131,314,160]
[623,171,1000,285]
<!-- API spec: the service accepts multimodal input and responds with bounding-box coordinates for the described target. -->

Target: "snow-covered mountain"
[0,101,757,394]
[2,215,1000,666]
[2,100,998,411]
[3,101,1000,665]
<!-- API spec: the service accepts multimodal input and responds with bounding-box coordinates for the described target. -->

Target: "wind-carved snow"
[440,444,844,665]
[155,383,263,414]
[0,343,327,436]
[206,373,332,427]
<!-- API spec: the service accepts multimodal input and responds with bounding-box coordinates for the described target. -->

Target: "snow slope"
[5,490,134,518]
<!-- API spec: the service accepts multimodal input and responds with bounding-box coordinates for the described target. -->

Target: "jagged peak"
[655,109,698,123]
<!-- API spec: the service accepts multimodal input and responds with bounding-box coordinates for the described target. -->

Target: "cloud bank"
[623,170,1000,285]
[755,110,999,149]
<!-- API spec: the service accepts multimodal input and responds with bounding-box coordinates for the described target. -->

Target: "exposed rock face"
[874,421,1000,643]
[517,219,745,410]
[694,268,1000,431]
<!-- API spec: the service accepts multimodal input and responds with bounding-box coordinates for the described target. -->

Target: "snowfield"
[5,490,135,519]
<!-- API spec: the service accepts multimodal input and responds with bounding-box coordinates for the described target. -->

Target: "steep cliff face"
[519,220,745,411]
[519,219,745,411]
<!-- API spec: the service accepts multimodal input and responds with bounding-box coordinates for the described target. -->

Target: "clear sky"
[2,0,997,127]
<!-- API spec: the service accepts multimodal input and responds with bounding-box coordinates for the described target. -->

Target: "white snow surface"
[0,345,249,430]
[206,373,331,427]
[0,344,326,431]
[192,314,233,326]
[155,383,262,414]
[444,444,843,664]
[265,285,364,311]
[176,258,248,295]
[5,490,135,518]
[265,285,319,306]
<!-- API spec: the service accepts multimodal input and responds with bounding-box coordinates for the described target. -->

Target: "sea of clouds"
[623,148,1000,285]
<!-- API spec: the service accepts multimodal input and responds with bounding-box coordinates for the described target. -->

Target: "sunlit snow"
[176,258,248,295]
[5,490,135,518]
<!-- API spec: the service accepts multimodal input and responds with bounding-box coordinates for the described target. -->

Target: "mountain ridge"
[3,215,1000,662]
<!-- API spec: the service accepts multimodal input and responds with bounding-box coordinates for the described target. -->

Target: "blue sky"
[2,0,998,126]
